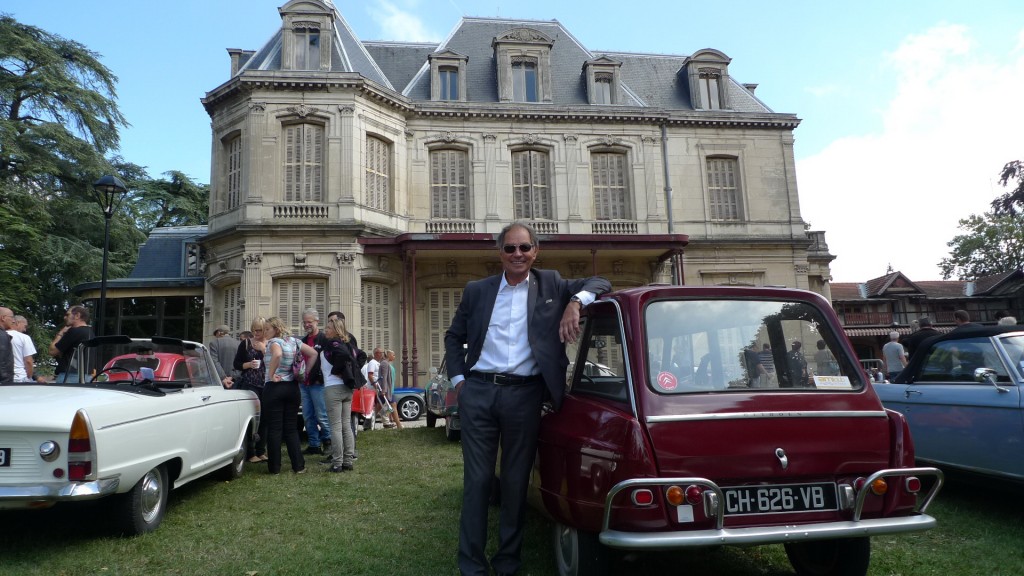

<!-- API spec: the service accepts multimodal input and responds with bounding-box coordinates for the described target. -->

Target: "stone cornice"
[202,72,800,130]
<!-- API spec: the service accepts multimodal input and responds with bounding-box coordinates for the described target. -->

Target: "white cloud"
[367,0,439,42]
[798,24,1024,282]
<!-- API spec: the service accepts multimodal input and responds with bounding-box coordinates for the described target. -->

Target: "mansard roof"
[218,11,776,116]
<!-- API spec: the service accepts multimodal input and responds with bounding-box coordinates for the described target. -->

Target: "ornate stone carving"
[292,21,321,30]
[294,253,307,269]
[794,265,809,274]
[443,131,457,143]
[379,256,391,272]
[238,297,246,308]
[563,134,578,144]
[248,101,267,113]
[601,135,621,147]
[339,105,355,116]
[483,133,496,142]
[287,104,320,118]
[496,28,553,44]
[336,252,356,264]
[445,260,458,279]
[524,133,538,145]
[404,128,415,138]
[641,135,659,145]
[613,260,624,274]
[244,253,262,266]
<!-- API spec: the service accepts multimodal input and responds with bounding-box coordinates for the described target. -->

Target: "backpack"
[291,337,307,381]
[349,343,368,388]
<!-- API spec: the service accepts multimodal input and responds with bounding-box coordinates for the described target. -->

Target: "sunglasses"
[502,243,534,254]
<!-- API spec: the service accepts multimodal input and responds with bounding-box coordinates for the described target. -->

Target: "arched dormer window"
[686,49,732,111]
[429,50,469,102]
[492,27,554,103]
[585,56,622,105]
[278,1,333,71]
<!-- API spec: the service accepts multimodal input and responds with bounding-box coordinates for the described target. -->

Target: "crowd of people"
[1,304,93,384]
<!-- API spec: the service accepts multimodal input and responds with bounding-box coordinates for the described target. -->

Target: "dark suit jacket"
[444,268,611,410]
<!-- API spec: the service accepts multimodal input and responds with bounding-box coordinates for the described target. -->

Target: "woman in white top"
[263,316,317,475]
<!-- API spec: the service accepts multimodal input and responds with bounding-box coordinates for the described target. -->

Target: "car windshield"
[71,335,214,388]
[644,298,862,394]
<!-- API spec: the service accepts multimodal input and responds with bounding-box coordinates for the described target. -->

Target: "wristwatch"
[570,295,583,307]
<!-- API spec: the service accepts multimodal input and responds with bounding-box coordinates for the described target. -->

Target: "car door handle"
[201,395,212,402]
[904,389,922,399]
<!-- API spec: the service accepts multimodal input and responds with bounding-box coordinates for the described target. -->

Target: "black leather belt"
[470,371,543,386]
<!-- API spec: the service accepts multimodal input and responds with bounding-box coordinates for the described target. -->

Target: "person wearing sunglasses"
[444,221,611,576]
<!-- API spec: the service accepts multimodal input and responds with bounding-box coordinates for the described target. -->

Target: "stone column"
[335,250,359,325]
[243,252,263,326]
[564,134,581,220]
[339,105,355,202]
[483,133,498,219]
[245,102,267,202]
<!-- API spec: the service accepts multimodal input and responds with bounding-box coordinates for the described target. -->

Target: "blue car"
[874,325,1024,482]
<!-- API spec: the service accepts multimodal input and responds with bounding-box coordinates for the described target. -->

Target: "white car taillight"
[67,410,96,481]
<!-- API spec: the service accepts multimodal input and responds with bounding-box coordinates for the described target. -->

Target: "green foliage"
[939,212,1024,280]
[991,160,1024,217]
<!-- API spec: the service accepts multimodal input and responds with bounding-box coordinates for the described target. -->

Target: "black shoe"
[341,463,354,471]
[329,465,350,473]
[303,446,323,455]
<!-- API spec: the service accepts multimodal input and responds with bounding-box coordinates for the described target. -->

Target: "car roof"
[897,324,1024,382]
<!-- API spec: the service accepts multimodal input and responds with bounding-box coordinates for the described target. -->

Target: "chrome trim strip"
[646,410,888,423]
[0,476,120,504]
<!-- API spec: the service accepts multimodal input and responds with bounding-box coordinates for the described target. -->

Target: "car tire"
[114,464,169,536]
[553,522,609,576]
[220,434,247,481]
[785,537,871,576]
[398,396,423,421]
[426,411,438,428]
[445,417,461,442]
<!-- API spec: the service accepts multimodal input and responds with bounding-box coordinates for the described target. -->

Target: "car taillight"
[905,476,922,493]
[664,485,684,506]
[869,478,888,496]
[684,485,704,506]
[67,410,95,481]
[631,489,654,506]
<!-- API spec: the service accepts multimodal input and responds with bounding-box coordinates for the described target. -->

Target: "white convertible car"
[0,336,260,535]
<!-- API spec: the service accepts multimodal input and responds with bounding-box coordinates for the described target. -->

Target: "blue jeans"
[55,372,80,383]
[300,384,331,447]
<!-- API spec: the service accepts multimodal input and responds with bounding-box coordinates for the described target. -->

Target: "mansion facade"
[198,0,833,385]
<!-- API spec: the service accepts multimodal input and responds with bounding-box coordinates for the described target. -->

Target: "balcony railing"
[841,311,894,325]
[274,204,329,219]
[592,221,638,235]
[426,220,475,234]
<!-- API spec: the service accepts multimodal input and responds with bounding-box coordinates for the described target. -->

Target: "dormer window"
[278,0,333,72]
[493,27,554,104]
[294,27,320,70]
[429,50,468,102]
[686,49,732,111]
[585,56,621,105]
[512,58,538,103]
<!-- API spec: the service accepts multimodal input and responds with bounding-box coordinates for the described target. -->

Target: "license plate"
[722,482,837,516]
[0,448,10,467]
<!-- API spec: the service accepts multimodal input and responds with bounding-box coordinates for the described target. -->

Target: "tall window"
[428,288,462,369]
[283,123,324,202]
[707,157,741,221]
[699,69,722,110]
[512,150,551,219]
[512,59,538,103]
[430,149,469,219]
[594,74,613,105]
[361,281,392,353]
[275,278,327,335]
[365,136,390,211]
[294,27,320,70]
[222,284,242,334]
[591,152,629,220]
[226,135,241,210]
[439,66,459,100]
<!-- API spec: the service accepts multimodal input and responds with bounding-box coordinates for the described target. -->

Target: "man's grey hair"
[889,331,900,340]
[13,315,26,324]
[496,221,539,248]
[302,308,320,320]
[998,316,1017,326]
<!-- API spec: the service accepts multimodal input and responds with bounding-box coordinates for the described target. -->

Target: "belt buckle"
[494,373,510,385]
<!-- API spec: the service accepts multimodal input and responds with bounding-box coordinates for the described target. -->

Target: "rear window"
[644,298,861,394]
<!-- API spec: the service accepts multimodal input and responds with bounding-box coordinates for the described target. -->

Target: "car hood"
[0,384,148,432]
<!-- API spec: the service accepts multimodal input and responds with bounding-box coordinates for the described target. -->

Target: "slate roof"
[831,270,1024,302]
[235,11,774,114]
[128,226,207,279]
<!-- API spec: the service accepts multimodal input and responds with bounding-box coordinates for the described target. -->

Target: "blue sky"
[6,0,1023,282]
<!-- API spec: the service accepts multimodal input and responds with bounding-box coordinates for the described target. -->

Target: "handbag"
[291,337,307,381]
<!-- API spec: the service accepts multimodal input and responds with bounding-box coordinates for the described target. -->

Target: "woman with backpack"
[263,316,318,475]
[319,316,358,472]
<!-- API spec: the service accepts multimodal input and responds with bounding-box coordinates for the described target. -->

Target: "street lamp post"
[92,175,128,336]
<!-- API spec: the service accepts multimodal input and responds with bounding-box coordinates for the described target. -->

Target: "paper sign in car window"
[813,375,853,389]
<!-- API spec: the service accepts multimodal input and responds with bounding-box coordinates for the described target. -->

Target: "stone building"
[199,0,833,385]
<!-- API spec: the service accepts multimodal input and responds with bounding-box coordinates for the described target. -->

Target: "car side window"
[918,338,1007,383]
[567,308,628,403]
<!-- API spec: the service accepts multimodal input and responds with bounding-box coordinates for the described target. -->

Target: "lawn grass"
[1,427,1022,575]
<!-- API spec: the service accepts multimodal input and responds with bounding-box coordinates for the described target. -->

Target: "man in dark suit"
[444,222,611,576]
[900,316,940,357]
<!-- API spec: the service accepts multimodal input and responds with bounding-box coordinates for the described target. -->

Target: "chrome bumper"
[0,477,121,508]
[600,467,944,550]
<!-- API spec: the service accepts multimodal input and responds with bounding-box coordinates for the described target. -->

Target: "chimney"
[742,83,758,95]
[227,48,256,76]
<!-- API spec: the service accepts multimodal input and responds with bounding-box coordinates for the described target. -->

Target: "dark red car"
[529,286,943,576]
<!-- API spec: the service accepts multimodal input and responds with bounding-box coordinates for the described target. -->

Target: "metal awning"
[844,326,954,338]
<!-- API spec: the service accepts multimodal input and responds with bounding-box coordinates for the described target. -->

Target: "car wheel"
[426,411,438,428]
[445,417,461,442]
[398,397,423,421]
[553,522,609,576]
[114,464,169,536]
[220,434,247,481]
[785,537,871,576]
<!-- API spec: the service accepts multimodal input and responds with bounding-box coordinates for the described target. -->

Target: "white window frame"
[707,156,742,221]
[283,123,324,202]
[512,149,551,219]
[365,135,391,211]
[275,278,327,335]
[430,148,470,219]
[361,281,392,354]
[428,288,462,370]
[222,284,242,334]
[226,135,242,210]
[591,151,631,220]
